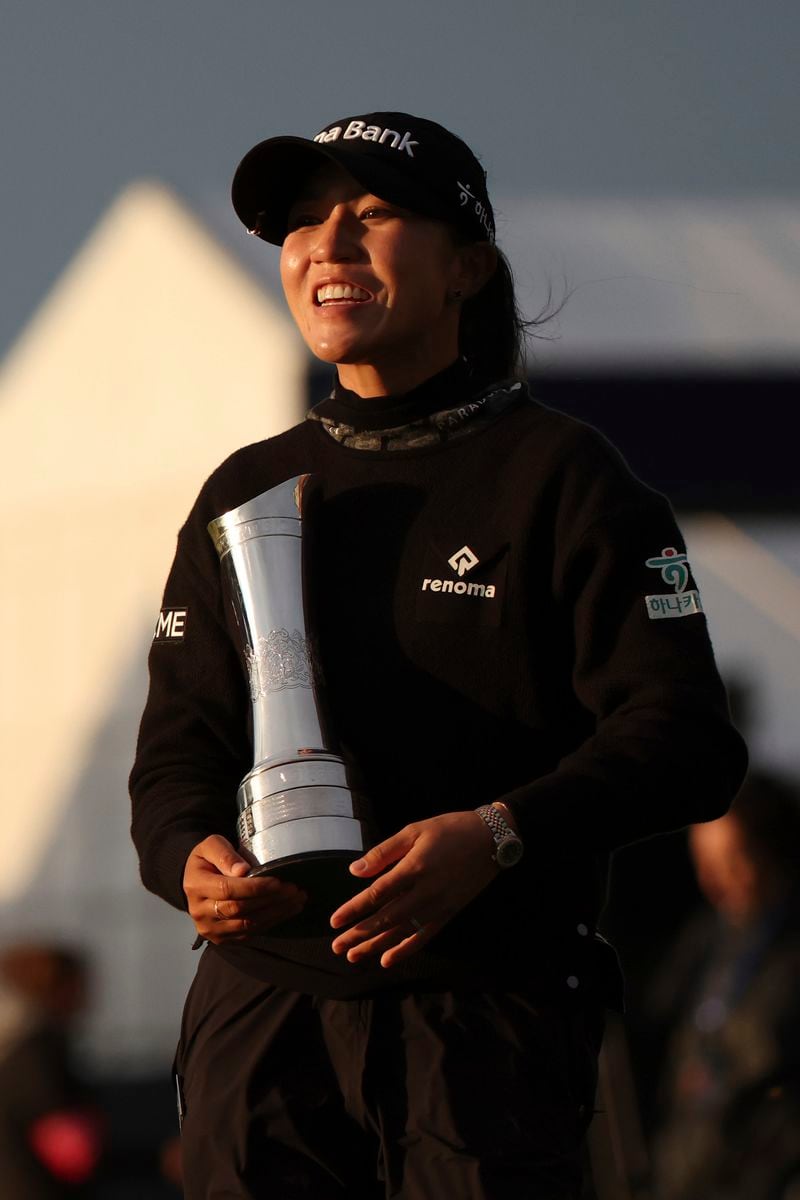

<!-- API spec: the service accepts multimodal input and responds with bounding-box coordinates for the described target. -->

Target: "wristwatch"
[474,804,524,868]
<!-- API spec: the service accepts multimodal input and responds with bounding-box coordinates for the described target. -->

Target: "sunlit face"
[279,162,467,381]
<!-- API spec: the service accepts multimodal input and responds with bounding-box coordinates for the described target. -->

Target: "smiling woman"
[279,162,496,395]
[129,110,747,1199]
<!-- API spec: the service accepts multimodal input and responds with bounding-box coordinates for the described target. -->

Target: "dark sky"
[2,0,798,359]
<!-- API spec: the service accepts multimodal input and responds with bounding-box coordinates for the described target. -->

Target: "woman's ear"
[452,242,498,301]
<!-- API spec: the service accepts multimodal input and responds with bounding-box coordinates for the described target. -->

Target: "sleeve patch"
[153,607,188,641]
[645,591,703,619]
[644,546,703,620]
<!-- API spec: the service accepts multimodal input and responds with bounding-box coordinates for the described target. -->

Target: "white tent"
[0,182,306,1072]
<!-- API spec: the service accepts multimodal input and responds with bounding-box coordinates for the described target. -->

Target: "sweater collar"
[311,359,471,433]
[307,372,529,453]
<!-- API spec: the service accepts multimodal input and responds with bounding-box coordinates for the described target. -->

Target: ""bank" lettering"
[314,122,419,157]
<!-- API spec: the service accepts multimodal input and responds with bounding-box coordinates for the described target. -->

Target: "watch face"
[496,836,523,868]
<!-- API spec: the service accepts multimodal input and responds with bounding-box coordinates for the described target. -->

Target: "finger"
[212,886,307,922]
[331,893,418,952]
[338,923,409,962]
[211,873,294,902]
[331,902,431,955]
[185,875,299,922]
[329,871,415,931]
[204,894,306,939]
[349,825,419,880]
[340,917,439,965]
[379,923,440,969]
[235,887,308,915]
[195,835,251,876]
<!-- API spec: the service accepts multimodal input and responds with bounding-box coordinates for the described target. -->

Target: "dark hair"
[458,243,566,385]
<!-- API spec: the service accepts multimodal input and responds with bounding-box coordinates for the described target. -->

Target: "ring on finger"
[213,899,226,922]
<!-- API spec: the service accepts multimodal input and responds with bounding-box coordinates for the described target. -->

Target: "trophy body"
[208,475,368,929]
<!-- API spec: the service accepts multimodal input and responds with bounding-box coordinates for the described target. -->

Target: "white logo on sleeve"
[447,545,479,576]
[153,607,188,640]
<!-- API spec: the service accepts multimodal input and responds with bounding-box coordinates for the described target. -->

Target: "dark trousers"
[175,948,605,1199]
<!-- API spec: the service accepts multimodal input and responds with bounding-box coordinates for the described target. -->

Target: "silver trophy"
[208,475,370,933]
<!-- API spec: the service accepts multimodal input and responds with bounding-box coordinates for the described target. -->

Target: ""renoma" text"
[421,578,496,598]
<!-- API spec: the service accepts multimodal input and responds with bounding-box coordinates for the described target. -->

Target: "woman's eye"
[287,213,320,231]
[361,206,392,220]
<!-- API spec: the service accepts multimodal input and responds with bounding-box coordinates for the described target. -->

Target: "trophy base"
[247,848,365,937]
[235,755,372,936]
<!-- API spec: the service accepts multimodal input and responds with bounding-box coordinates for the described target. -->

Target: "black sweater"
[129,367,747,1005]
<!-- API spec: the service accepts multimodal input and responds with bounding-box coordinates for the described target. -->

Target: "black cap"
[231,111,495,246]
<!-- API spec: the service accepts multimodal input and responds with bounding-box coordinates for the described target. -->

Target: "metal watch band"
[474,803,523,867]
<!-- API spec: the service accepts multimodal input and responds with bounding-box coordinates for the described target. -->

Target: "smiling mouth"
[315,284,372,306]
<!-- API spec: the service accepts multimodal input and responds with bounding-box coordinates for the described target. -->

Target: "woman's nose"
[310,207,361,263]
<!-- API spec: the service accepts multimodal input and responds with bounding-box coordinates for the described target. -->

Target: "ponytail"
[458,244,566,385]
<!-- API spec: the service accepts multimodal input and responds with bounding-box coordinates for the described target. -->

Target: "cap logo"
[457,180,493,239]
[314,120,419,157]
[457,181,476,207]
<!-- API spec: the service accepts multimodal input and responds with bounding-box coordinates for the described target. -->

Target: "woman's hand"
[183,835,307,944]
[329,811,499,969]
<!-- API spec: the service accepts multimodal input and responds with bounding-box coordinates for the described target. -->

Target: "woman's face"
[279,162,468,390]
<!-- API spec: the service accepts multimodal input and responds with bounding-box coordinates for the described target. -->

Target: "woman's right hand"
[182,835,307,943]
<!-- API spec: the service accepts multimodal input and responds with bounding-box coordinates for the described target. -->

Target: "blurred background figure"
[0,944,103,1199]
[646,771,800,1200]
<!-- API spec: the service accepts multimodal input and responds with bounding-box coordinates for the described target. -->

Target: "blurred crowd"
[0,944,181,1198]
[644,769,800,1200]
[0,945,100,1198]
[1,766,798,1198]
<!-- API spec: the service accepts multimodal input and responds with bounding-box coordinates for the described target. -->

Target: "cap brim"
[231,136,454,245]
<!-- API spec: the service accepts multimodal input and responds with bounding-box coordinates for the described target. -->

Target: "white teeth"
[316,284,370,304]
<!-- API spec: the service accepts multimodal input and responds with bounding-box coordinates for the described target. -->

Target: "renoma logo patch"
[421,545,496,598]
[448,545,479,576]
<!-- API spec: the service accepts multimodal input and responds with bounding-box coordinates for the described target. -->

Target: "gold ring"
[213,899,225,921]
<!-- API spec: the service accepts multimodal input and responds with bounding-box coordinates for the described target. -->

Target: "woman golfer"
[130,110,747,1199]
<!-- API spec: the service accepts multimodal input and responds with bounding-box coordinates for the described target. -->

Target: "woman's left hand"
[330,811,499,969]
